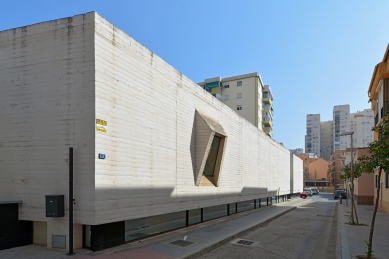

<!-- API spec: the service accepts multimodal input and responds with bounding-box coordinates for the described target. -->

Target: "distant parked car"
[303,188,313,197]
[333,190,347,199]
[300,191,308,199]
[311,187,319,195]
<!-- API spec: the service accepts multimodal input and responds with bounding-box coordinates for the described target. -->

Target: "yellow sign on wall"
[96,119,107,133]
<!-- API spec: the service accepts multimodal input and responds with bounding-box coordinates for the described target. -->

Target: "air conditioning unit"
[216,93,222,100]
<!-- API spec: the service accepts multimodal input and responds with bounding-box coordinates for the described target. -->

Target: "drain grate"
[230,238,259,247]
[169,240,195,247]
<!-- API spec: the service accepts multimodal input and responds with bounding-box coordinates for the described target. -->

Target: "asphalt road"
[200,193,340,259]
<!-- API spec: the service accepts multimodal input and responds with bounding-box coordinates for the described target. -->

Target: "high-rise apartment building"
[333,105,351,151]
[198,73,274,137]
[305,114,320,156]
[305,105,374,161]
[350,109,374,148]
[320,121,333,161]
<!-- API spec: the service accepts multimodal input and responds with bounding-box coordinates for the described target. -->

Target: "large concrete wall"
[0,11,303,247]
[94,13,295,224]
[0,13,96,249]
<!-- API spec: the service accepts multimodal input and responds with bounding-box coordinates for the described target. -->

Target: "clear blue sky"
[2,1,389,150]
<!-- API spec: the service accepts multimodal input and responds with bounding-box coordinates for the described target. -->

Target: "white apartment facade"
[0,12,302,252]
[333,105,351,151]
[350,109,374,148]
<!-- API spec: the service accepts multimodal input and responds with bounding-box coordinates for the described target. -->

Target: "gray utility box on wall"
[45,195,64,217]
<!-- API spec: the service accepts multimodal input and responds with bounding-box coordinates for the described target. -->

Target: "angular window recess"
[191,110,227,187]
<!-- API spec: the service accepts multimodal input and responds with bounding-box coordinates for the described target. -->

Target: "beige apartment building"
[368,43,389,213]
[198,74,274,137]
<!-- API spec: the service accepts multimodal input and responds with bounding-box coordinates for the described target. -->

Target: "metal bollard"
[340,197,342,204]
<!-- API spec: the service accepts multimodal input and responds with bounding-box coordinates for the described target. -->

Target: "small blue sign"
[98,153,106,159]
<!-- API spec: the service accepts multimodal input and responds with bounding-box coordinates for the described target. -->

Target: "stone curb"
[339,201,351,259]
[179,199,312,259]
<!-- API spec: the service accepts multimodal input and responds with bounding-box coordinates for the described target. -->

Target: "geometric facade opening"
[193,110,227,186]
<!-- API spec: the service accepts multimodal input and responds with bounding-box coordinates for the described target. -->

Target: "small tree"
[341,163,362,224]
[355,112,389,259]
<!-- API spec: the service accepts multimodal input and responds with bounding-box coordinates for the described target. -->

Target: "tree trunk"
[367,167,382,259]
[351,187,357,224]
[353,199,359,225]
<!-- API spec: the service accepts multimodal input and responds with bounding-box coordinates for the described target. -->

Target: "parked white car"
[310,187,319,195]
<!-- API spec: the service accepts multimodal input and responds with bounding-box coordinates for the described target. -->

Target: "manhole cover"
[230,238,259,247]
[169,240,194,247]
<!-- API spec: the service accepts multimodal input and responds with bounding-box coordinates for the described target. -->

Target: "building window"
[237,81,242,86]
[206,88,212,93]
[223,84,229,89]
[237,105,242,110]
[237,93,242,99]
[224,95,229,101]
[386,172,389,188]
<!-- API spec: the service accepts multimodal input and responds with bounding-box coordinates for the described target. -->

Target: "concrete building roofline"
[0,11,96,34]
[197,72,264,88]
[204,76,221,83]
[221,72,260,83]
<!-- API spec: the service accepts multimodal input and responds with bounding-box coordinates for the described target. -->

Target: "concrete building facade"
[0,12,303,251]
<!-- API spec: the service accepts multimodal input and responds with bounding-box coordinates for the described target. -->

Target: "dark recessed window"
[203,136,222,177]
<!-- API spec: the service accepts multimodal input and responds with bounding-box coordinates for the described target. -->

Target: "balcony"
[262,105,273,115]
[262,116,273,128]
[263,95,272,105]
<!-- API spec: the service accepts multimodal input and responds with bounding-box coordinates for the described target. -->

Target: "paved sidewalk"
[339,200,389,259]
[0,198,311,259]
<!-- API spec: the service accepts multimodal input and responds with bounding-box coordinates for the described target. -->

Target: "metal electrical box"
[45,195,64,217]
